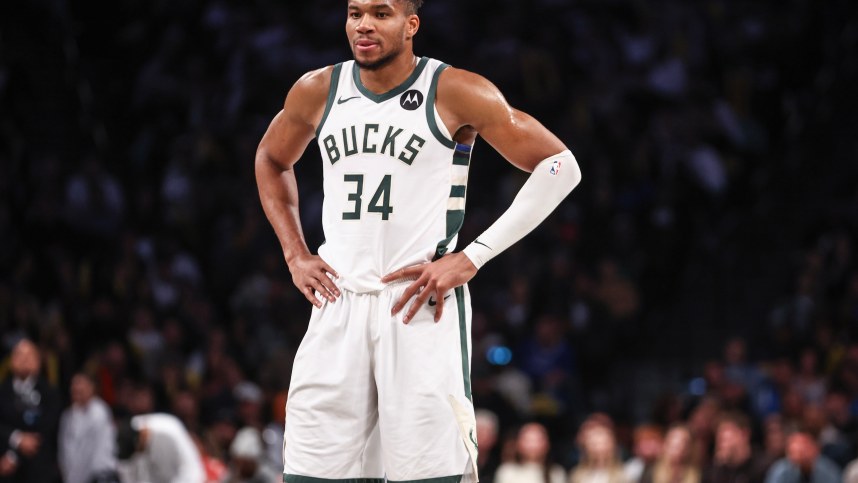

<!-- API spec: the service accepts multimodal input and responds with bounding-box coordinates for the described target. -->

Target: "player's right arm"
[256,67,340,307]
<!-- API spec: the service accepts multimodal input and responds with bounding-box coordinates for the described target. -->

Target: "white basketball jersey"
[315,57,472,293]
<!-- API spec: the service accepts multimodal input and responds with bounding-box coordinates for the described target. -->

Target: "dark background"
[2,0,858,475]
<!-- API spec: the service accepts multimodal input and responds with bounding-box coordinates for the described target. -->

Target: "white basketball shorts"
[283,281,479,483]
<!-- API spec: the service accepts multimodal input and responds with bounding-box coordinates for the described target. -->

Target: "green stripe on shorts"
[389,476,463,483]
[285,475,462,483]
[284,475,384,483]
[455,286,471,401]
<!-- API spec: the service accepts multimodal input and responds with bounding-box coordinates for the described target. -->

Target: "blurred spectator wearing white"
[116,412,205,483]
[58,373,117,483]
[643,425,700,483]
[495,423,565,483]
[764,430,839,483]
[220,427,279,483]
[844,457,858,483]
[569,422,627,483]
[624,424,663,483]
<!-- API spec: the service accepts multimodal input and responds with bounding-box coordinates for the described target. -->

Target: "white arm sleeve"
[462,150,581,269]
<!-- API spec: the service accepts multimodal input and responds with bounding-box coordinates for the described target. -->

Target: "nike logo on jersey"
[337,96,360,104]
[427,294,452,306]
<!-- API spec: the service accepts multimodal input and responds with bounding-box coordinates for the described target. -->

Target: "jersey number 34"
[343,174,393,221]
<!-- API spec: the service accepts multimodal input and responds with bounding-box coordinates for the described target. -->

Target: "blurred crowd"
[1,0,857,482]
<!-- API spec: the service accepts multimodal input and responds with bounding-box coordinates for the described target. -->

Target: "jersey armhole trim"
[315,63,343,138]
[426,63,457,149]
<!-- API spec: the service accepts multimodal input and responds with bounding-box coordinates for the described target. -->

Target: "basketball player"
[256,0,582,481]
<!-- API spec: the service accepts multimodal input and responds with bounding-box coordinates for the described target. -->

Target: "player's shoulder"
[290,65,336,100]
[435,66,505,112]
[284,64,340,120]
[436,66,497,94]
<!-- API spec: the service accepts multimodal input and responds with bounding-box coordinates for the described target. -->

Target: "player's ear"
[405,14,419,40]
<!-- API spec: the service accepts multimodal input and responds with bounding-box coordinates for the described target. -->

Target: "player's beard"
[353,29,406,71]
[355,51,399,70]
[354,48,400,71]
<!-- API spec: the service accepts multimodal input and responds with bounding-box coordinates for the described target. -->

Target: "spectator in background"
[624,424,664,483]
[687,398,720,469]
[0,339,61,483]
[759,415,787,473]
[116,412,205,483]
[844,457,858,483]
[220,427,279,483]
[569,422,626,483]
[261,390,287,472]
[723,338,762,395]
[818,390,856,468]
[63,154,125,242]
[517,314,576,416]
[475,409,501,483]
[58,373,118,483]
[764,430,839,483]
[496,422,566,483]
[793,349,826,405]
[232,381,264,430]
[643,425,700,483]
[703,412,768,483]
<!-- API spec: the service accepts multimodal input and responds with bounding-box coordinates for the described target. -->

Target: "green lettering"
[363,124,379,153]
[398,134,426,165]
[342,126,358,157]
[343,174,363,220]
[323,135,340,164]
[381,126,404,157]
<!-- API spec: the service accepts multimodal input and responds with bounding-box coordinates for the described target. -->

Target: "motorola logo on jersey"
[400,90,424,110]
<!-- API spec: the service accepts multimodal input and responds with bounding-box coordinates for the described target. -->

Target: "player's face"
[346,0,419,70]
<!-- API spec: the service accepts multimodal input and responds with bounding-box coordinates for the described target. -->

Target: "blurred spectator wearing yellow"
[569,421,627,483]
[643,425,700,483]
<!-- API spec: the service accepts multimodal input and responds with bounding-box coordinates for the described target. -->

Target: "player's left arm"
[383,67,582,323]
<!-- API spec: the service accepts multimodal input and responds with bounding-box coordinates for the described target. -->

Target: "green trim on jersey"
[434,143,472,259]
[434,209,465,258]
[452,150,470,166]
[284,475,462,483]
[389,476,463,483]
[352,57,429,103]
[455,286,472,402]
[284,475,384,483]
[426,64,457,149]
[449,185,466,198]
[316,63,344,138]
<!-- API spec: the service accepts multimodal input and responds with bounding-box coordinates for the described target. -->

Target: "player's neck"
[358,53,419,94]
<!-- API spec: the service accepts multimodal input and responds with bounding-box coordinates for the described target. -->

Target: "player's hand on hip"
[382,252,477,324]
[287,254,340,308]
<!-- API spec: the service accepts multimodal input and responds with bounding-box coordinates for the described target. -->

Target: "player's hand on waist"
[287,253,340,308]
[382,253,478,324]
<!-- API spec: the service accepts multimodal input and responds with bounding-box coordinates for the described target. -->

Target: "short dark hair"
[115,420,141,460]
[401,0,423,14]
